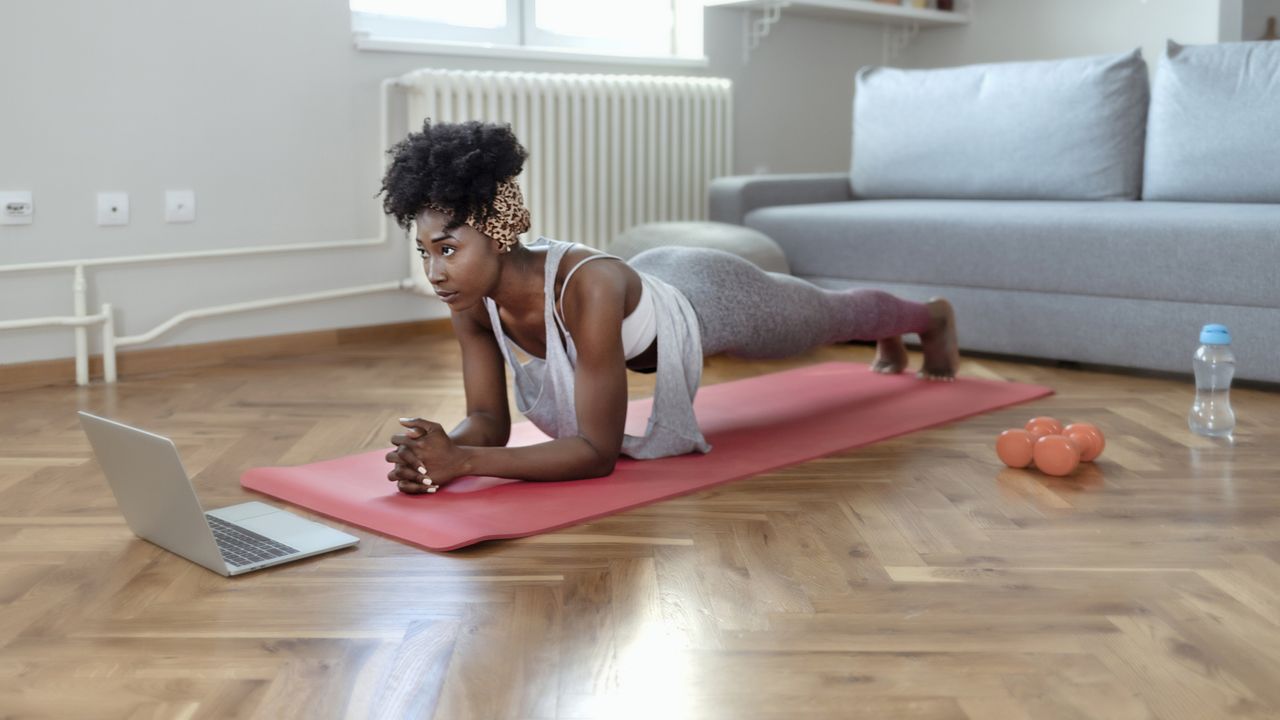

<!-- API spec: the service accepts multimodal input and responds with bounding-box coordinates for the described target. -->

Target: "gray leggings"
[629,246,933,359]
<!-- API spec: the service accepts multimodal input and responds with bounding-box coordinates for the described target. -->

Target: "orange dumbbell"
[1062,422,1105,462]
[995,428,1036,468]
[996,417,1105,477]
[1024,416,1063,439]
[1032,434,1081,476]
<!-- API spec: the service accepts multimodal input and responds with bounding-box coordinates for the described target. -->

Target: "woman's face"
[414,208,503,312]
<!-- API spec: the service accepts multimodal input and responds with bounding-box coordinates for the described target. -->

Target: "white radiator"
[397,68,734,249]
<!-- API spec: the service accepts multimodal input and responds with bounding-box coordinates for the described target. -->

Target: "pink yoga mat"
[241,362,1052,551]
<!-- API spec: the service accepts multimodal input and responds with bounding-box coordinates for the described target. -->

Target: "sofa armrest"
[708,172,853,226]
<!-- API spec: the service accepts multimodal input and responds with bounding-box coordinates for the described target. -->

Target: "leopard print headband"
[425,179,530,252]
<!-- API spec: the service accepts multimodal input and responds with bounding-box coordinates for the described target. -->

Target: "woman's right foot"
[872,336,909,374]
[918,297,960,381]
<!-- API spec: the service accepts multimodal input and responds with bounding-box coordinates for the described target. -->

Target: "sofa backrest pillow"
[852,50,1149,201]
[1143,40,1280,203]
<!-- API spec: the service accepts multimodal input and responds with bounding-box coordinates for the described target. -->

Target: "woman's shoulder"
[557,248,633,319]
[539,237,632,305]
[560,245,628,282]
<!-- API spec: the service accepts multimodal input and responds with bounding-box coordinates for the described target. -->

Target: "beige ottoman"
[607,221,791,274]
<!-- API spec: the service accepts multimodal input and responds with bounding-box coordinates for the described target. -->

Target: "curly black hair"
[378,119,528,233]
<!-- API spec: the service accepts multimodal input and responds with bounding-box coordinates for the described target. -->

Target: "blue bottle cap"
[1200,323,1231,345]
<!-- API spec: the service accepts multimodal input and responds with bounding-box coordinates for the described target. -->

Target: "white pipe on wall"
[73,265,88,386]
[0,236,392,276]
[102,303,116,383]
[0,313,107,331]
[114,280,417,348]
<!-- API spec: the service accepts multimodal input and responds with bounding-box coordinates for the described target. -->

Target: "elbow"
[474,412,510,447]
[581,442,619,479]
[586,454,617,479]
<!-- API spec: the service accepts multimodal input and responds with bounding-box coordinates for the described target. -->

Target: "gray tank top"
[482,237,711,459]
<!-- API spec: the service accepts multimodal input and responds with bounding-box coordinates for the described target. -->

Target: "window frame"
[524,0,676,57]
[350,0,709,68]
[350,0,521,47]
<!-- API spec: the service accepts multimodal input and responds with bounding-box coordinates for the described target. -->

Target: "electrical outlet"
[1,191,33,225]
[97,192,129,226]
[165,190,195,223]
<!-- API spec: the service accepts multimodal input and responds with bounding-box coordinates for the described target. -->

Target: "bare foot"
[872,335,909,374]
[918,297,960,381]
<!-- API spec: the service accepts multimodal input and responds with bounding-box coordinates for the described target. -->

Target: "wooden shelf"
[704,0,969,27]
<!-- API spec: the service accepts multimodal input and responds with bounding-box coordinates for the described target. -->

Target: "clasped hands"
[386,417,469,495]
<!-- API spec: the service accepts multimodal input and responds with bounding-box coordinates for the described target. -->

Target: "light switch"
[1,191,33,225]
[165,190,196,223]
[97,192,129,226]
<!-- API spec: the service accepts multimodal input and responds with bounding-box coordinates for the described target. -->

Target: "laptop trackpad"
[236,512,342,548]
[210,501,282,522]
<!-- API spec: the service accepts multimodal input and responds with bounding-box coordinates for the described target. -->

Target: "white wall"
[1221,0,1245,41]
[1240,0,1280,40]
[1217,0,1280,42]
[719,9,884,175]
[0,0,884,367]
[900,0,1221,71]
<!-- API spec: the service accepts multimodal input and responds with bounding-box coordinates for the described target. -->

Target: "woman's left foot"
[918,297,960,381]
[872,336,909,374]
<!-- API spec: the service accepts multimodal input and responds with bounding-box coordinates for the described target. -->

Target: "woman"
[381,120,959,493]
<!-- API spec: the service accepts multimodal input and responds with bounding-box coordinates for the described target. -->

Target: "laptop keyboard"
[207,514,300,567]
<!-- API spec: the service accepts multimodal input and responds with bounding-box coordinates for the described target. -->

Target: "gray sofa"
[710,42,1280,383]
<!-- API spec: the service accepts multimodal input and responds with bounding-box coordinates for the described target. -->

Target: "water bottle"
[1188,323,1235,437]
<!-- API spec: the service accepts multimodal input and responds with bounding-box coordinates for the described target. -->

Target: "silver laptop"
[78,411,358,576]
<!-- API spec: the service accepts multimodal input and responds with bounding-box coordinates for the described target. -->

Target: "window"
[350,0,706,64]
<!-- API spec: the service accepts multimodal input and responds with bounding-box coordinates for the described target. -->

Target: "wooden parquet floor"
[2,331,1280,720]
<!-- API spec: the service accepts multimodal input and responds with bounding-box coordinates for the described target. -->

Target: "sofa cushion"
[1143,40,1280,203]
[851,51,1149,201]
[745,200,1280,308]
